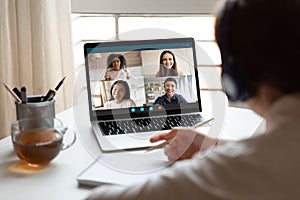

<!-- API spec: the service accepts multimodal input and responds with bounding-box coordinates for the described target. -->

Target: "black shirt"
[154,93,188,106]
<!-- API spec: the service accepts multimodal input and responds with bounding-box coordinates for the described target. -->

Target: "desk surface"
[0,109,94,200]
[0,103,263,200]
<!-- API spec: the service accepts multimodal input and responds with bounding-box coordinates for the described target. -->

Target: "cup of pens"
[3,78,72,168]
[3,77,66,120]
[15,95,56,120]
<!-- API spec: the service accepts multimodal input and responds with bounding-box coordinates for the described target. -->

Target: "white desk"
[0,103,263,200]
[0,109,94,200]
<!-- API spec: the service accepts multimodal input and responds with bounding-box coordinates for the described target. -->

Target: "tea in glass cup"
[11,117,76,167]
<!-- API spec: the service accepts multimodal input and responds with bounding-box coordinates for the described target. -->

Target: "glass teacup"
[11,117,76,167]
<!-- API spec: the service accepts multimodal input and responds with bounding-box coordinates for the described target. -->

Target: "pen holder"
[15,96,55,120]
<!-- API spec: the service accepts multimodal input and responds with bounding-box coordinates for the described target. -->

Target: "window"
[71,14,223,106]
[71,14,221,78]
[71,0,227,105]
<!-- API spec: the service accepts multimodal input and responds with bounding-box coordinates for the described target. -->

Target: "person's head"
[164,77,177,98]
[110,80,131,102]
[157,50,178,76]
[107,54,127,71]
[215,0,300,103]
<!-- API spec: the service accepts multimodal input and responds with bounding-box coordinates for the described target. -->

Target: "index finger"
[150,128,179,143]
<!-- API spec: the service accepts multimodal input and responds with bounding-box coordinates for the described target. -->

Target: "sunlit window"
[119,17,215,41]
[71,14,247,107]
[71,14,220,69]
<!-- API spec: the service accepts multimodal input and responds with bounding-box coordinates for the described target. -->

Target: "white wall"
[71,0,222,14]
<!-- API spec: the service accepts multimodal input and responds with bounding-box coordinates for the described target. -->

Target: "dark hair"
[164,77,177,87]
[215,0,300,95]
[110,80,131,100]
[156,50,179,77]
[106,54,127,70]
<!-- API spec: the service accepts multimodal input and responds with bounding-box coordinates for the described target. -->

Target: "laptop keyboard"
[98,114,204,135]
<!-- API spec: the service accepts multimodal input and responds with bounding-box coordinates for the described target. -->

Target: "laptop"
[84,37,204,151]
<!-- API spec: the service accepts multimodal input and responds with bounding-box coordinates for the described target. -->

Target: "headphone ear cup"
[221,62,250,102]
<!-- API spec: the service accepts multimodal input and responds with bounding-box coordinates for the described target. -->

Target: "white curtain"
[0,0,75,139]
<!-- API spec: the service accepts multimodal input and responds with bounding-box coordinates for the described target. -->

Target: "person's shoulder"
[123,99,136,106]
[175,93,188,102]
[120,69,127,73]
[104,101,111,108]
[155,71,160,77]
[111,69,126,75]
[156,95,164,100]
[127,99,135,103]
[175,93,183,97]
[105,68,114,74]
[154,95,163,103]
[155,95,164,102]
[129,99,136,105]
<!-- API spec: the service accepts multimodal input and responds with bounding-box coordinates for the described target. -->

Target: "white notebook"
[77,150,169,186]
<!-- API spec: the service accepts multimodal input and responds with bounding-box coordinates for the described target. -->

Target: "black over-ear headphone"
[216,0,251,102]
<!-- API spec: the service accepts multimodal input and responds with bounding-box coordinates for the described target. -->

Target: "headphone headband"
[217,0,251,102]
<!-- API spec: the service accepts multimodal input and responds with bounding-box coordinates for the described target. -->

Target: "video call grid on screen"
[84,38,202,120]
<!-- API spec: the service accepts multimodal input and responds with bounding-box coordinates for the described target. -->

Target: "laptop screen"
[84,38,202,121]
